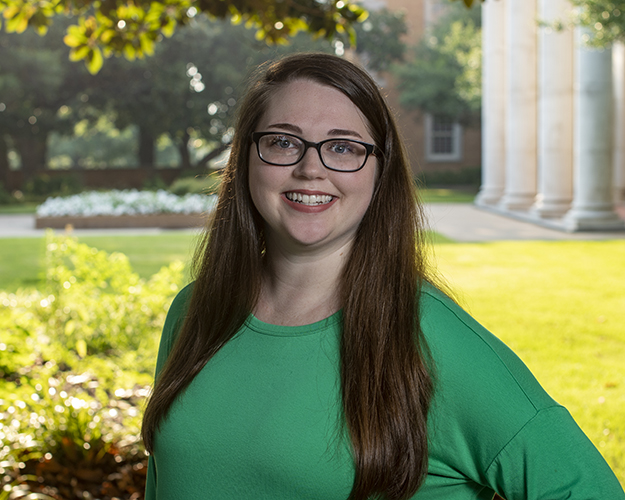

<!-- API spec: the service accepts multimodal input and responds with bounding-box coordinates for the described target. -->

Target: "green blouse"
[145,284,624,499]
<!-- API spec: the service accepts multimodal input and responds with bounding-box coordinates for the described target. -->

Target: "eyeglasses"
[251,132,379,172]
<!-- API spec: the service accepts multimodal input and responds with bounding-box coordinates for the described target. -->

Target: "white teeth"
[286,192,333,206]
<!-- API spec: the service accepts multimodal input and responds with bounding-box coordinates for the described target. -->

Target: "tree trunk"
[138,126,155,168]
[12,133,47,182]
[178,130,192,169]
[0,135,9,187]
[196,143,229,169]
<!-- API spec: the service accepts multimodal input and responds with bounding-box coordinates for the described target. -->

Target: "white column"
[534,0,574,218]
[499,0,538,211]
[476,0,506,206]
[564,31,625,231]
[613,43,625,204]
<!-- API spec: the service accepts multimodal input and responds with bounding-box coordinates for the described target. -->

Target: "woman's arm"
[485,406,624,500]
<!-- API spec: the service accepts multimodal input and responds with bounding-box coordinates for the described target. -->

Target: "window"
[425,114,463,162]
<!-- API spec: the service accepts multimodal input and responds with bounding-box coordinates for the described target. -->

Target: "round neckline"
[244,310,343,337]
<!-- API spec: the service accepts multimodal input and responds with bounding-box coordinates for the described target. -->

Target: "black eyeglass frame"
[251,131,380,173]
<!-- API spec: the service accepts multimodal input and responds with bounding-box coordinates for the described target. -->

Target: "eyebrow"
[266,123,364,139]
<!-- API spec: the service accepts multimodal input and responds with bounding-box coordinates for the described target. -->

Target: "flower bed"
[36,190,217,229]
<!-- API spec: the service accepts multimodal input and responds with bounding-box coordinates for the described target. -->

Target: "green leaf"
[123,43,136,60]
[161,18,176,37]
[63,32,84,47]
[76,338,87,358]
[86,47,104,74]
[7,12,29,33]
[68,45,90,61]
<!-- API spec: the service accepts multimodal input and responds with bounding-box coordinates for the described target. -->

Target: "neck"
[253,240,351,326]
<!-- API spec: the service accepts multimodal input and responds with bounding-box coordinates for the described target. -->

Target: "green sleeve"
[154,282,195,378]
[145,455,156,500]
[420,285,625,499]
[144,283,195,498]
[486,406,624,500]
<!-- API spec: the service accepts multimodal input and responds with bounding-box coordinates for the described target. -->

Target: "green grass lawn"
[432,240,625,484]
[0,233,200,290]
[0,233,623,485]
[419,187,478,203]
[0,202,39,214]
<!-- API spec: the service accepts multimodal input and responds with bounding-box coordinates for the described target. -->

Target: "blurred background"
[1,0,624,498]
[0,0,482,206]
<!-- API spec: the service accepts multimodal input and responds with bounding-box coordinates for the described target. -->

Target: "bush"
[416,166,481,187]
[0,182,14,204]
[23,174,83,200]
[169,172,222,196]
[142,175,169,192]
[0,232,185,499]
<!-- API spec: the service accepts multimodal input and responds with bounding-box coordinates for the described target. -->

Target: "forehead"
[258,79,372,138]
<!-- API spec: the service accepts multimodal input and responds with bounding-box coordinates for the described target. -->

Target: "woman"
[141,53,623,499]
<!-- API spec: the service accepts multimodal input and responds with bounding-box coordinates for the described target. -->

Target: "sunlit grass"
[419,187,478,203]
[0,203,38,214]
[0,233,199,290]
[433,240,625,485]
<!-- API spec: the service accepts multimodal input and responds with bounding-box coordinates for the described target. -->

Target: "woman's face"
[248,79,378,257]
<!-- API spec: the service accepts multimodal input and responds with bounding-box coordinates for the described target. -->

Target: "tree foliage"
[451,0,484,6]
[569,1,625,46]
[352,9,407,72]
[394,3,481,122]
[0,18,90,177]
[1,9,406,174]
[0,0,367,74]
[452,0,625,47]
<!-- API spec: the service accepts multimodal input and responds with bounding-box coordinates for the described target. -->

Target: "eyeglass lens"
[257,133,369,171]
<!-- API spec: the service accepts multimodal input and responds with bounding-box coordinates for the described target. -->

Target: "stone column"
[613,43,625,204]
[564,30,625,231]
[499,0,538,211]
[476,0,506,206]
[534,0,574,218]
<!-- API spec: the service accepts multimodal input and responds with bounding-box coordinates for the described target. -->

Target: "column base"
[498,192,536,211]
[563,208,625,231]
[475,186,504,206]
[532,199,572,219]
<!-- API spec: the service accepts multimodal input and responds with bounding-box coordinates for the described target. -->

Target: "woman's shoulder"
[154,282,196,374]
[163,281,195,339]
[168,281,195,316]
[419,282,558,413]
[419,284,625,500]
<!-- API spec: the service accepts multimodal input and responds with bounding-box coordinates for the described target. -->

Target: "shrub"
[168,172,222,196]
[23,174,83,200]
[416,166,481,187]
[0,182,14,204]
[142,176,169,192]
[0,232,185,498]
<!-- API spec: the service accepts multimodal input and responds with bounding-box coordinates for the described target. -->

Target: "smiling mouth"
[285,192,334,206]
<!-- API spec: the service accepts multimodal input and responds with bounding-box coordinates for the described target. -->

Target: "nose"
[293,147,327,179]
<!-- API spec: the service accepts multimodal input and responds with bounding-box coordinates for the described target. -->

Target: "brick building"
[362,0,482,179]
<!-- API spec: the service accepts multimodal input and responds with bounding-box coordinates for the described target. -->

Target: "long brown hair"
[142,53,435,500]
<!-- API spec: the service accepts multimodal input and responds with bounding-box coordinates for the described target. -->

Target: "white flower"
[36,190,217,217]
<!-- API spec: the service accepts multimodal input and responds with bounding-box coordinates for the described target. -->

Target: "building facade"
[363,0,482,178]
[478,0,625,231]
